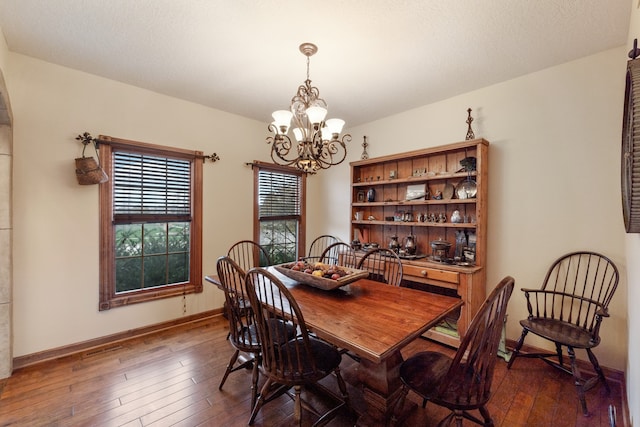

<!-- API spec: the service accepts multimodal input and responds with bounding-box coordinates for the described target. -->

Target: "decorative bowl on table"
[274,261,369,291]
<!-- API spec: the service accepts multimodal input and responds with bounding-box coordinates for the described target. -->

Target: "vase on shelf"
[367,188,375,202]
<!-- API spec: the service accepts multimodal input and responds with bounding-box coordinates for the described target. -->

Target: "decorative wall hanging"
[75,132,108,185]
[465,108,475,140]
[622,39,640,232]
[361,135,369,160]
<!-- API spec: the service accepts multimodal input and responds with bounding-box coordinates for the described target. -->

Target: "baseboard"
[12,308,224,370]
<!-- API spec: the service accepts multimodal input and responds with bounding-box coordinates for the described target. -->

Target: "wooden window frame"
[252,161,306,261]
[98,135,203,311]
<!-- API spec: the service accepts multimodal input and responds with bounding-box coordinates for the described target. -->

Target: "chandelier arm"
[268,134,294,162]
[267,122,279,134]
[311,134,350,170]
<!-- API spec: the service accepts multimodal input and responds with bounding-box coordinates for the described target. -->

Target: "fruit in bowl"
[286,261,350,281]
[275,261,369,290]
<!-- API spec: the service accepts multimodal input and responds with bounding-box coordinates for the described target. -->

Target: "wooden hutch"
[350,138,489,346]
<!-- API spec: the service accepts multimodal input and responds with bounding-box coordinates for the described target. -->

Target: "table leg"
[352,350,415,426]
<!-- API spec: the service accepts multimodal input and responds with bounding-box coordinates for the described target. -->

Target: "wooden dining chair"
[244,267,350,426]
[216,256,262,409]
[319,241,358,268]
[507,251,619,416]
[304,234,340,263]
[227,240,271,273]
[397,276,515,426]
[357,247,403,286]
[216,256,295,411]
[224,241,271,339]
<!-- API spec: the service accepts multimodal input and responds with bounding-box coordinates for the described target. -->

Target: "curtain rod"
[76,132,220,163]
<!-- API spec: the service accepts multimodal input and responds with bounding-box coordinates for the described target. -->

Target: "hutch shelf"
[350,138,489,346]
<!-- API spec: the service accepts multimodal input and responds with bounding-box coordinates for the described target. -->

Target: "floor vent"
[82,345,123,358]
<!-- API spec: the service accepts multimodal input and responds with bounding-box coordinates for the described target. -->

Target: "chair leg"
[436,412,455,427]
[568,346,589,416]
[333,366,350,406]
[479,405,495,427]
[306,368,350,427]
[219,349,240,390]
[293,385,303,426]
[507,328,528,369]
[249,377,272,425]
[587,348,610,394]
[250,353,260,408]
[555,342,564,367]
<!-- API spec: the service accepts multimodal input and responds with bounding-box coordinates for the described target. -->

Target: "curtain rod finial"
[203,153,219,163]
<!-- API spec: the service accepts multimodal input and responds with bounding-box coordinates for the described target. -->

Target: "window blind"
[113,152,191,216]
[258,169,301,218]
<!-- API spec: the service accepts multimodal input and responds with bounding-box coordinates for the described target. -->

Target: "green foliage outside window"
[260,219,298,264]
[115,222,190,293]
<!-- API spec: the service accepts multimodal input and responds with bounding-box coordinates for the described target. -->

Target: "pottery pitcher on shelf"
[403,235,417,255]
[389,235,401,253]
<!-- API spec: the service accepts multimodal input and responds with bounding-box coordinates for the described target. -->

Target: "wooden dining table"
[205,268,463,425]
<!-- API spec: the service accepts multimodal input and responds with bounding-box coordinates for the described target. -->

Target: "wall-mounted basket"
[75,132,108,185]
[75,156,108,185]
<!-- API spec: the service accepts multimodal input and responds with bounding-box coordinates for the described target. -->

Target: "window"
[253,162,306,264]
[99,136,202,310]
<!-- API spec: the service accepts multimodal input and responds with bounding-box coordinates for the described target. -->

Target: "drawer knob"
[421,270,427,276]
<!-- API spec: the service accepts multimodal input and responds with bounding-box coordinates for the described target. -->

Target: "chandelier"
[266,43,350,174]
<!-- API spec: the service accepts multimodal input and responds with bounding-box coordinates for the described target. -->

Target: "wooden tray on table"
[274,263,369,291]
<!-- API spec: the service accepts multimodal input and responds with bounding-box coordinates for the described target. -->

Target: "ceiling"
[0,0,632,127]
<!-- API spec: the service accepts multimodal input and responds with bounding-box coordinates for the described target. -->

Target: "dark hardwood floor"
[0,315,626,426]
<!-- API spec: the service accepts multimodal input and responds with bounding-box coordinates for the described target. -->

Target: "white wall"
[0,25,7,71]
[321,47,629,372]
[7,53,269,357]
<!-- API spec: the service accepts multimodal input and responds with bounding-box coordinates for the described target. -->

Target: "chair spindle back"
[305,235,340,263]
[227,240,271,274]
[530,251,618,338]
[216,256,258,349]
[440,276,514,406]
[357,248,403,286]
[319,242,358,268]
[245,268,324,382]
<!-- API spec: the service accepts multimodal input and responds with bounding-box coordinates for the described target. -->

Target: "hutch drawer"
[402,264,459,286]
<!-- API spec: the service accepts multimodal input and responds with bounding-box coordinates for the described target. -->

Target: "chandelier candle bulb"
[271,110,293,133]
[306,106,327,125]
[325,118,345,136]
